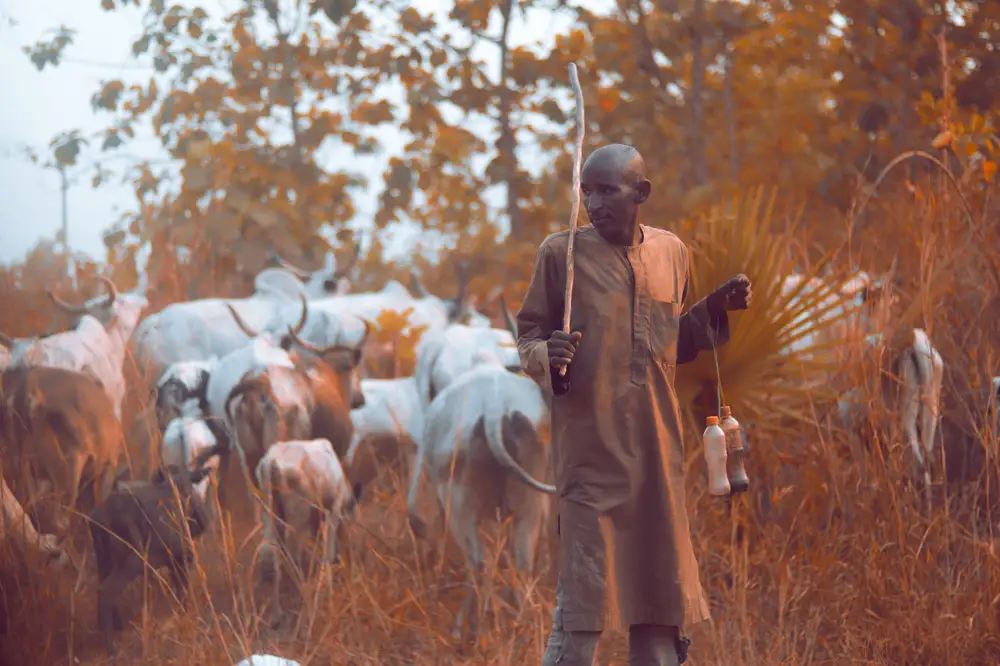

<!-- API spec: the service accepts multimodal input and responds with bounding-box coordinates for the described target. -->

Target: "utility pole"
[58,164,76,289]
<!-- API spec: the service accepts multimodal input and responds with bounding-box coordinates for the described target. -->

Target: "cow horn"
[274,251,311,280]
[97,275,118,309]
[46,276,117,315]
[409,272,428,299]
[47,288,89,315]
[0,331,12,348]
[499,292,518,340]
[225,303,259,338]
[287,318,371,358]
[333,241,361,280]
[291,293,309,336]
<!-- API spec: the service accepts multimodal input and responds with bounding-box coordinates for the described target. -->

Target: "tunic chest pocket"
[649,299,681,364]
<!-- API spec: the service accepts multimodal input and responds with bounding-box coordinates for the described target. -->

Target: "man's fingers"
[551,357,572,368]
[570,331,583,342]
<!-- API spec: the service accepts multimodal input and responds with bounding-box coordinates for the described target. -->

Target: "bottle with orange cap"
[703,415,731,496]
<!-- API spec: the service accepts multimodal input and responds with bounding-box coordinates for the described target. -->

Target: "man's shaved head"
[583,144,647,184]
[580,144,651,246]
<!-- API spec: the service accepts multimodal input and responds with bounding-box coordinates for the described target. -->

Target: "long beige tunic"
[516,225,730,632]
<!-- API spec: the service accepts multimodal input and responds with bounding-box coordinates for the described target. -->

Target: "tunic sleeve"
[516,239,571,396]
[676,258,731,366]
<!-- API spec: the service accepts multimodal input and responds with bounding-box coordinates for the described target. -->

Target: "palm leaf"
[675,186,863,423]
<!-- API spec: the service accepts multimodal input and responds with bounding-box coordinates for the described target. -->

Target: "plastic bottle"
[720,405,750,494]
[703,416,730,497]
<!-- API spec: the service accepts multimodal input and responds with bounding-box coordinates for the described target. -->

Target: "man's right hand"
[548,330,582,369]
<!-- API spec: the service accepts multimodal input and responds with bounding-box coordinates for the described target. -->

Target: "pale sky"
[0,0,613,267]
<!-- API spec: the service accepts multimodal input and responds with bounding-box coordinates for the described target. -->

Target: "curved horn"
[0,331,13,349]
[46,288,88,315]
[225,303,259,338]
[273,250,311,280]
[333,241,361,280]
[286,318,371,357]
[409,272,428,299]
[499,292,518,340]
[291,293,308,336]
[97,275,118,309]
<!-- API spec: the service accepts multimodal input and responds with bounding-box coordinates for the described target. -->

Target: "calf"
[89,463,216,658]
[0,366,126,538]
[255,439,361,618]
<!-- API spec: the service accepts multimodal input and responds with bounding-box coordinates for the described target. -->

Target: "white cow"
[837,328,944,497]
[1,276,148,420]
[162,398,221,474]
[407,362,555,571]
[255,438,360,617]
[253,242,359,300]
[153,358,218,431]
[130,251,357,392]
[414,325,521,408]
[344,377,424,484]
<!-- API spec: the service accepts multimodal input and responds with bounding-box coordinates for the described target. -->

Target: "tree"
[25,0,411,294]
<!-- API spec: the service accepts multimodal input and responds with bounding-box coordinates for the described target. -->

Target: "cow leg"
[899,356,923,481]
[168,557,190,605]
[98,568,133,658]
[406,446,428,540]
[919,352,944,485]
[446,484,483,642]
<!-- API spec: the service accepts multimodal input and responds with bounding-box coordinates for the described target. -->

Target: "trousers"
[540,608,682,665]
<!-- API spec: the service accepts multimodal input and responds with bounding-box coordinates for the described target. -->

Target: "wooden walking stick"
[560,62,585,377]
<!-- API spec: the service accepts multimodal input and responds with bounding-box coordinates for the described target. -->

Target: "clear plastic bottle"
[720,405,749,494]
[703,416,731,497]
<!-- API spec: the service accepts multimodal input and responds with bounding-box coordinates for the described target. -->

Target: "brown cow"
[0,366,126,540]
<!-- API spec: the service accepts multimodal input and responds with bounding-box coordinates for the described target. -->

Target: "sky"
[0,0,613,268]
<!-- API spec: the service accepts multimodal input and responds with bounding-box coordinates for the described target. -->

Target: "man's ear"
[634,179,651,204]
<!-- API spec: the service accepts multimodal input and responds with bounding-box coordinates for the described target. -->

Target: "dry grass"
[3,185,1000,665]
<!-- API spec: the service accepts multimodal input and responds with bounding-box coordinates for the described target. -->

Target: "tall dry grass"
[3,183,1000,665]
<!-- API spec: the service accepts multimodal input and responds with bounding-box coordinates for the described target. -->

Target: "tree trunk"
[688,0,708,187]
[497,0,522,240]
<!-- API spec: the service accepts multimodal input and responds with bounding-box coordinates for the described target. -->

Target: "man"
[516,144,752,666]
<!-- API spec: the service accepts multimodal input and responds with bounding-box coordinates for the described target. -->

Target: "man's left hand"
[707,274,752,316]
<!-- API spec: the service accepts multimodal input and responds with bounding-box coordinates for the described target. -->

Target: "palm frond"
[675,186,863,422]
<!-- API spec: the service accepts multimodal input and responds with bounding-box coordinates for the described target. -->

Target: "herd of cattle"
[0,246,998,659]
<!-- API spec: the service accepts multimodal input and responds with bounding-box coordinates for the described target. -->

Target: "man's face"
[580,157,643,242]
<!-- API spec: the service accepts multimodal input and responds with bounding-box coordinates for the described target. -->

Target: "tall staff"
[560,62,585,377]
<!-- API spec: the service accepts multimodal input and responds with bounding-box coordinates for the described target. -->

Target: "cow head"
[270,241,359,298]
[284,320,372,409]
[47,276,148,338]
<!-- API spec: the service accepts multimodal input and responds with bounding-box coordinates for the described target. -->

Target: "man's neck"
[599,222,643,247]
